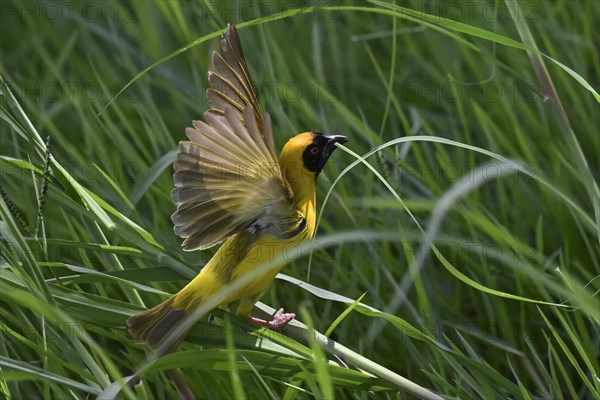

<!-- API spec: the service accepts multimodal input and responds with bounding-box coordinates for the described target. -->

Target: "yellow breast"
[173,215,313,313]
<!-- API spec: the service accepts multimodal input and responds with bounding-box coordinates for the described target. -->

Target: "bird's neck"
[280,161,317,239]
[293,176,316,239]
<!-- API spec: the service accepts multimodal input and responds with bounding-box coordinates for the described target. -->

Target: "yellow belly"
[172,229,310,315]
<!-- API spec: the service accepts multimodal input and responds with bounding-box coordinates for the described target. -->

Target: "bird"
[127,24,348,353]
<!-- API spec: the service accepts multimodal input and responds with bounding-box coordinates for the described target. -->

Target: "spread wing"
[172,25,305,251]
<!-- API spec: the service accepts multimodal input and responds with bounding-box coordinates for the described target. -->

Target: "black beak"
[322,134,348,157]
[323,134,349,146]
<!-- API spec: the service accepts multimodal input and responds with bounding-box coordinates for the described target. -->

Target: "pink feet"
[249,308,295,329]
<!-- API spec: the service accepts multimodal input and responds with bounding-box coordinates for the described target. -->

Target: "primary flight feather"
[127,24,348,352]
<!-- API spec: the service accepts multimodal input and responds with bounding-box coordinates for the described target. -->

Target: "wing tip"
[221,23,243,59]
[225,23,237,38]
[181,236,217,252]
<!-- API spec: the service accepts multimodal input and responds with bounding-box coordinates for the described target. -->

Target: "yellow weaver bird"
[127,25,347,351]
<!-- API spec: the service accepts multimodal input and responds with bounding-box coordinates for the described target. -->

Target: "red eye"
[310,146,319,155]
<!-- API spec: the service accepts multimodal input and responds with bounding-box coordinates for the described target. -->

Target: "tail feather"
[127,297,189,354]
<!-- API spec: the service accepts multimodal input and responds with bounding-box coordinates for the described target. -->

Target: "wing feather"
[262,113,276,157]
[172,25,303,251]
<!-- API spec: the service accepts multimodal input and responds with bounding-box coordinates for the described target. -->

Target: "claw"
[249,308,295,329]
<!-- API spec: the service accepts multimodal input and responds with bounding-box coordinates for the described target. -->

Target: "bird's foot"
[249,308,295,329]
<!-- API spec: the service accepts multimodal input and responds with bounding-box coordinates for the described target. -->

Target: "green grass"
[1,0,599,398]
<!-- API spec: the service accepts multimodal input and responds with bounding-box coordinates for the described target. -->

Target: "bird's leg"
[249,308,295,329]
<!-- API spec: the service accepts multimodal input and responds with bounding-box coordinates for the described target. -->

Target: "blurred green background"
[1,0,598,399]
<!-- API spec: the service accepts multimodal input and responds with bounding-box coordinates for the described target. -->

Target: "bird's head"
[279,132,348,181]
